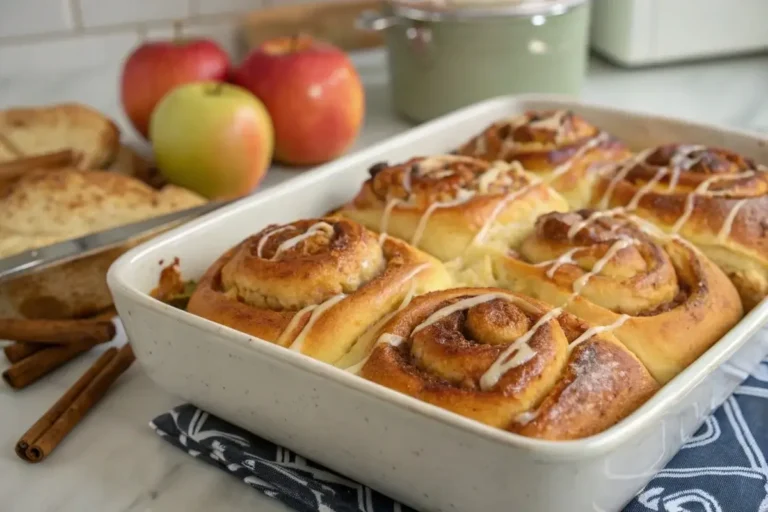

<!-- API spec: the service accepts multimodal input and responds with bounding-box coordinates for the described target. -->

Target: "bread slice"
[0,167,206,258]
[0,103,120,169]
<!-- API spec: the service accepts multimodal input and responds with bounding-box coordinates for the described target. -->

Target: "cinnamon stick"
[2,341,94,389]
[15,348,117,460]
[21,343,135,463]
[0,318,115,344]
[4,342,44,363]
[0,149,75,181]
[2,307,118,364]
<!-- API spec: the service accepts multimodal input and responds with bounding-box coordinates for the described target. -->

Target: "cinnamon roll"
[589,144,768,309]
[455,110,631,208]
[491,210,743,383]
[186,217,453,365]
[337,155,568,262]
[351,287,659,440]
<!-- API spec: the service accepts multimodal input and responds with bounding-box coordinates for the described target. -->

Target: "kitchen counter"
[2,49,768,512]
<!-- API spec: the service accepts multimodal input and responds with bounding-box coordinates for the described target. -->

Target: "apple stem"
[291,34,300,52]
[209,82,224,96]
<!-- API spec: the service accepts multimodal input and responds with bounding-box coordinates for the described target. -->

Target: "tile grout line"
[68,0,86,32]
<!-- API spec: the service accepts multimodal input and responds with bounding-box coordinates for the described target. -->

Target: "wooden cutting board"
[241,0,385,52]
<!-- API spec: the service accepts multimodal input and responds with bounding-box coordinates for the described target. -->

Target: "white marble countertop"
[2,50,768,512]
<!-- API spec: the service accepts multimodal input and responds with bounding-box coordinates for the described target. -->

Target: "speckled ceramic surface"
[109,96,768,512]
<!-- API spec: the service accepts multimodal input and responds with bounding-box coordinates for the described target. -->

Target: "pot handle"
[356,10,399,31]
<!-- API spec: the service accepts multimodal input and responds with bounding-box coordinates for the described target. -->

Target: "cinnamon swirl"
[186,217,453,365]
[456,110,631,208]
[337,155,568,262]
[589,144,768,309]
[351,287,659,440]
[491,210,744,383]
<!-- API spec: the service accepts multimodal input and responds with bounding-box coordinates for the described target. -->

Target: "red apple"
[121,39,229,139]
[149,82,274,199]
[233,35,364,166]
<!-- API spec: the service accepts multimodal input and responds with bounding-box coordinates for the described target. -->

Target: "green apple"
[149,81,274,199]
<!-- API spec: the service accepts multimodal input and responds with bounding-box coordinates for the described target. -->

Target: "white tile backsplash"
[0,0,74,38]
[0,0,328,73]
[77,0,190,27]
[181,21,246,62]
[192,0,263,16]
[0,32,140,76]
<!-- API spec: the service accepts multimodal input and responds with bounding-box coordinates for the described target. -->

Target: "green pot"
[358,0,591,123]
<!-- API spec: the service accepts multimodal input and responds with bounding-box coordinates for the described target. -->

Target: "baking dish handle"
[356,10,399,31]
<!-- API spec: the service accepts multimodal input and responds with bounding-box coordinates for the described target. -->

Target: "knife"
[0,199,229,283]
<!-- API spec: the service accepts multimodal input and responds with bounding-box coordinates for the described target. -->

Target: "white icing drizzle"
[671,171,754,234]
[568,314,631,353]
[344,332,406,374]
[411,293,511,336]
[379,197,403,245]
[626,166,669,211]
[378,333,406,347]
[479,307,560,391]
[429,169,458,179]
[514,410,539,425]
[288,294,347,353]
[410,188,476,248]
[667,166,681,193]
[670,145,707,169]
[476,163,505,194]
[473,134,487,156]
[716,198,748,243]
[535,247,582,279]
[572,237,634,295]
[275,303,318,347]
[567,209,625,240]
[528,110,569,139]
[472,174,543,245]
[273,222,334,259]
[415,155,468,174]
[256,226,292,258]
[598,148,655,209]
[479,236,636,390]
[342,265,427,373]
[549,132,609,180]
[402,166,413,195]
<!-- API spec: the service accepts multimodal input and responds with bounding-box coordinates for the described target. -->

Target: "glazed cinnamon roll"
[337,155,568,262]
[186,217,453,365]
[490,210,743,383]
[351,288,659,440]
[456,110,631,208]
[589,144,768,309]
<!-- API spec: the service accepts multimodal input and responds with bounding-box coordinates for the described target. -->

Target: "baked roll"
[350,287,659,440]
[490,210,743,383]
[187,217,453,365]
[337,155,568,262]
[455,109,631,208]
[588,144,768,309]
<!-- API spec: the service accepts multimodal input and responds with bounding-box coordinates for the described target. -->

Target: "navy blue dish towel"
[151,359,768,512]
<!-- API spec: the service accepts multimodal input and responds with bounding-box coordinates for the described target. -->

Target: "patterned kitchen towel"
[151,359,768,512]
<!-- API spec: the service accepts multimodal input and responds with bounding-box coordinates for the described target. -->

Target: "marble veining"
[1,49,768,512]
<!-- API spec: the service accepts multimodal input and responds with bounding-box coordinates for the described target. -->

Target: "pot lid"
[388,0,588,19]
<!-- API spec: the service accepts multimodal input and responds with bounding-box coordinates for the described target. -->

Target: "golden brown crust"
[186,217,454,365]
[0,168,206,258]
[591,144,768,309]
[337,155,569,262]
[356,287,659,440]
[492,210,744,383]
[0,103,121,169]
[455,110,632,207]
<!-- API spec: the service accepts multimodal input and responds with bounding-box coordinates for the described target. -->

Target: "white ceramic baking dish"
[107,95,768,512]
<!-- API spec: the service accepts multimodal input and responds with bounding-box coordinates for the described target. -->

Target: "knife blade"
[0,199,229,283]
